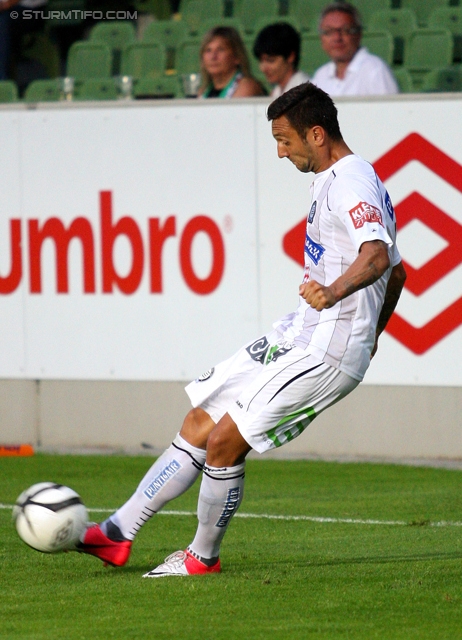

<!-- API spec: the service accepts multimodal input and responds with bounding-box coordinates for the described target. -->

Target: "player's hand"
[299,281,337,311]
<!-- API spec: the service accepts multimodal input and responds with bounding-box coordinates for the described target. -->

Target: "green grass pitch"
[1,454,462,639]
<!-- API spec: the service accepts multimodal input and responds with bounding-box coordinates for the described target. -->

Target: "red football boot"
[77,523,131,567]
[142,550,221,578]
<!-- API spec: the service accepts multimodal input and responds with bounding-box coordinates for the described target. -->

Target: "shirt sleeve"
[328,173,394,253]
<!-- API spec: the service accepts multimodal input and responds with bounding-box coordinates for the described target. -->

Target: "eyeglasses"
[319,26,361,37]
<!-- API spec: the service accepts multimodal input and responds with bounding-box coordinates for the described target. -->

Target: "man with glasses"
[312,2,398,96]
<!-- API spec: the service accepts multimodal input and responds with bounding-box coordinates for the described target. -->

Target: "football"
[13,482,88,553]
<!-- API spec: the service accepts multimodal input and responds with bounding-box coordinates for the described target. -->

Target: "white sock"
[103,433,206,541]
[188,462,245,561]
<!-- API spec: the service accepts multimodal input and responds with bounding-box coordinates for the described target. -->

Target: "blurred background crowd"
[0,0,461,101]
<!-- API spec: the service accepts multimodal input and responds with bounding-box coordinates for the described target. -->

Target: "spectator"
[9,0,49,94]
[198,26,265,98]
[253,22,310,98]
[312,2,398,96]
[0,0,20,79]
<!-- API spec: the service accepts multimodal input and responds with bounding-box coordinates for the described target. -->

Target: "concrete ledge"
[0,380,460,462]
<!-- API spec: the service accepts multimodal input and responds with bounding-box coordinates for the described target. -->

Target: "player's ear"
[311,126,325,146]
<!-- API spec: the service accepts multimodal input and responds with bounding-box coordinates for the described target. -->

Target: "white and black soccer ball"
[13,482,88,553]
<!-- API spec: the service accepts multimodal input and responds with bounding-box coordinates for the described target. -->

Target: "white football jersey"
[275,154,401,381]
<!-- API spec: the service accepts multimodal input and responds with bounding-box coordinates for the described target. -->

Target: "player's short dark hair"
[253,22,301,69]
[267,82,343,141]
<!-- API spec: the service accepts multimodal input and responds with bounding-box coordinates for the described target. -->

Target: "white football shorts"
[185,330,359,454]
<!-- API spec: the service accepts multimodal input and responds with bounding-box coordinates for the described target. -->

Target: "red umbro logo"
[282,133,462,355]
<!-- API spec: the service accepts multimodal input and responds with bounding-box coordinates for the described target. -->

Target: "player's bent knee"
[206,417,251,467]
[180,407,215,449]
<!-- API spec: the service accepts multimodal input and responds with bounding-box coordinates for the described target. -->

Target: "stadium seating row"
[1,61,461,104]
[43,0,461,35]
[3,0,462,101]
[67,24,462,83]
[174,0,462,33]
[83,7,462,75]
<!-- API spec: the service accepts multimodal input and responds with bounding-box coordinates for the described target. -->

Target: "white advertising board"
[1,103,260,380]
[0,97,461,385]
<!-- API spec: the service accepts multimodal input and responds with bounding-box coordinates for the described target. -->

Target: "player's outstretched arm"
[370,260,407,358]
[299,240,390,311]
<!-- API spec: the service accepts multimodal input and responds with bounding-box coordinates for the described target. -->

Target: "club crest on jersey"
[305,233,325,266]
[308,202,317,224]
[385,191,395,221]
[196,368,214,382]
[246,336,269,363]
[349,201,384,229]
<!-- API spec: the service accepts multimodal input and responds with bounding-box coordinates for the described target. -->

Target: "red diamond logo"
[282,133,462,354]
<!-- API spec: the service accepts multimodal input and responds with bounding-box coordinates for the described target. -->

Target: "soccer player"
[78,82,407,577]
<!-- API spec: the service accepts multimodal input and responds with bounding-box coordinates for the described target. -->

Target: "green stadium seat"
[175,38,202,74]
[368,8,418,65]
[143,19,188,70]
[133,75,182,99]
[403,28,454,89]
[252,14,302,37]
[361,30,394,65]
[392,66,414,92]
[428,7,462,63]
[348,0,392,30]
[400,0,454,28]
[90,22,137,75]
[420,66,462,92]
[121,42,167,79]
[0,80,18,103]
[143,19,188,47]
[181,0,225,35]
[73,78,119,101]
[133,0,172,20]
[299,32,330,75]
[199,17,245,38]
[234,0,279,34]
[66,42,112,80]
[288,0,339,32]
[404,28,454,68]
[21,32,61,80]
[24,79,61,102]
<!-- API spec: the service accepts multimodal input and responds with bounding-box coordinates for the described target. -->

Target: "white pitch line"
[2,503,462,528]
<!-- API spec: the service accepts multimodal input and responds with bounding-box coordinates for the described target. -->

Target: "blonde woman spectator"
[199,26,265,98]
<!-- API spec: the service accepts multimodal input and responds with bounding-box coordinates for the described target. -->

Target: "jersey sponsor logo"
[216,487,240,528]
[246,336,269,363]
[385,191,395,221]
[196,368,214,382]
[349,201,384,229]
[265,343,294,364]
[143,460,182,499]
[305,233,325,266]
[308,202,317,224]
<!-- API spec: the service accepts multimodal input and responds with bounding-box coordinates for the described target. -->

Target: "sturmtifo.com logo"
[10,9,137,20]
